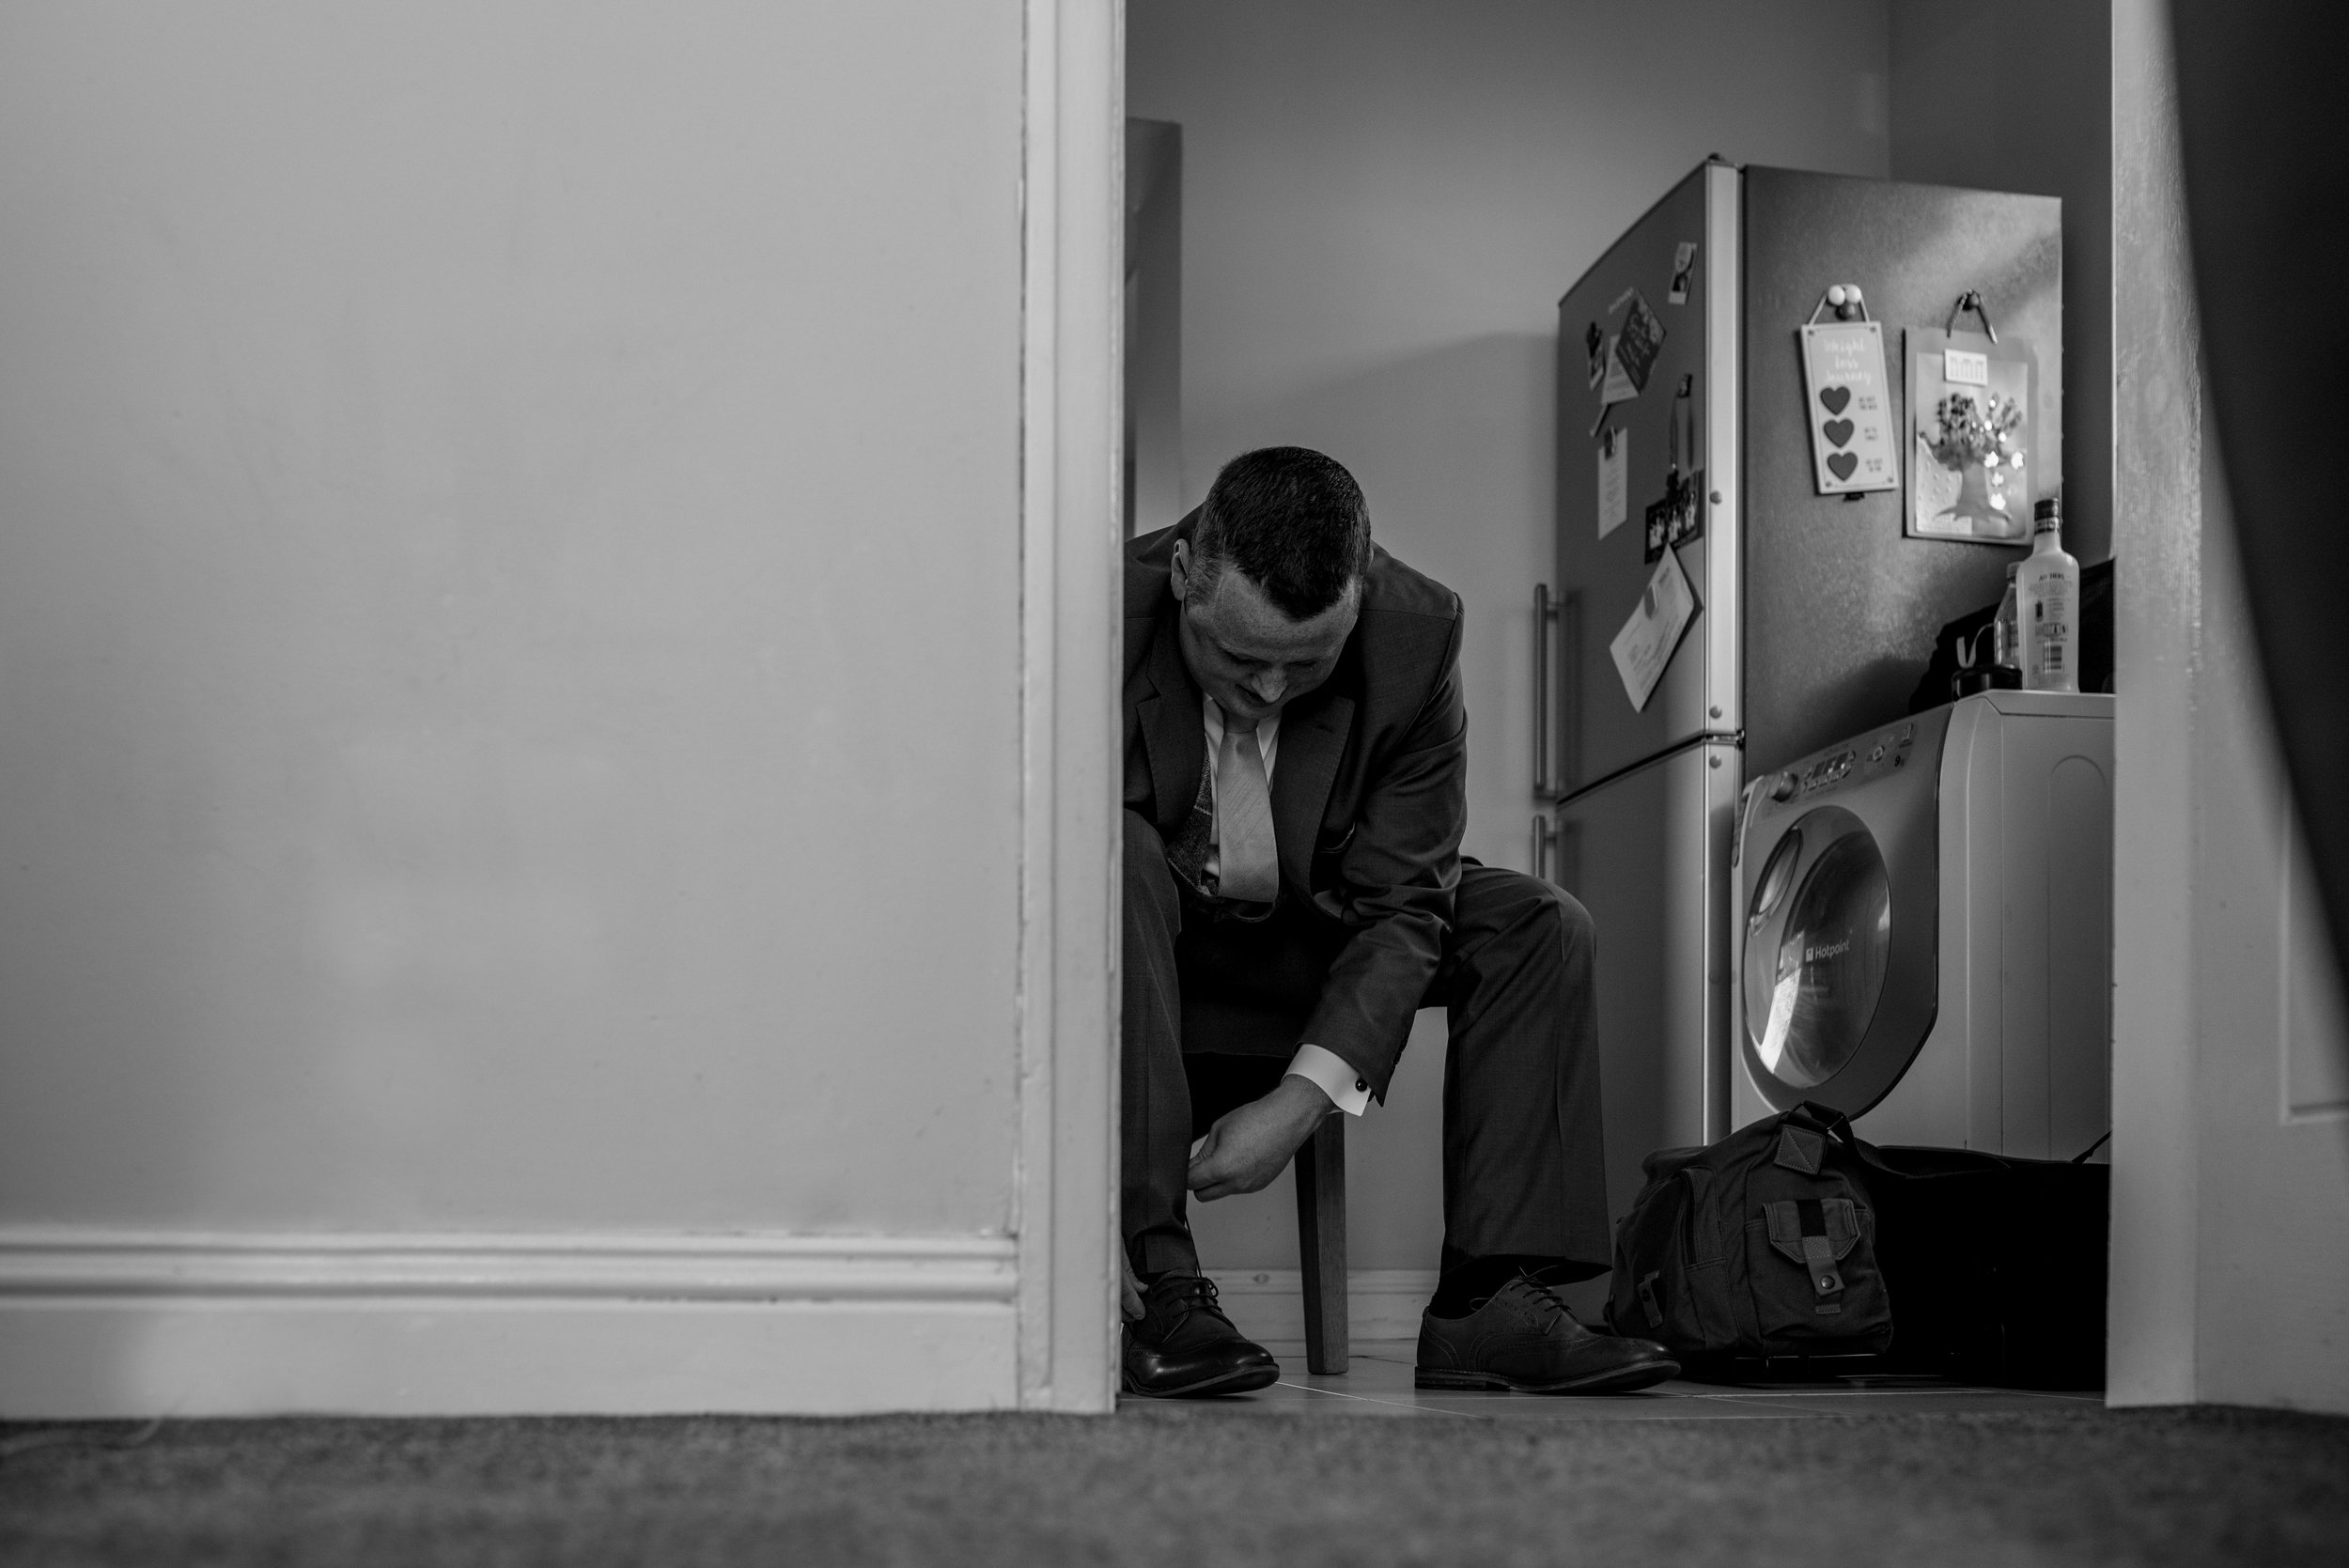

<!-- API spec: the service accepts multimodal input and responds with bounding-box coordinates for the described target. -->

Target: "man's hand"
[1120,1250,1145,1322]
[1187,1075,1335,1201]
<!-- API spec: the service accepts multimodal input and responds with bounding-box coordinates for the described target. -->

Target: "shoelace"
[1151,1272,1229,1327]
[1503,1271,1577,1332]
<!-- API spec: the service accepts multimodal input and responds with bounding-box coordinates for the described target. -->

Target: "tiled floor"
[1120,1340,2107,1421]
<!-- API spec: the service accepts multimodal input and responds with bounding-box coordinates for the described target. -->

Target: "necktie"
[1215,723,1279,904]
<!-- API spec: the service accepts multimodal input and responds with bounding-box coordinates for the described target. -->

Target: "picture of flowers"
[1906,331,2038,542]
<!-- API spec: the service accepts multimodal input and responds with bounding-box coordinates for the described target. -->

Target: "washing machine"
[1729,691,2115,1158]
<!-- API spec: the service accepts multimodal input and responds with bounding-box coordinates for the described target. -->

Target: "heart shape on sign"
[1823,418,1855,447]
[1819,385,1851,414]
[1827,451,1859,481]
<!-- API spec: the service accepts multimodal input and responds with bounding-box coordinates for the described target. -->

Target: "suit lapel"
[1272,684,1354,894]
[1137,599,1204,831]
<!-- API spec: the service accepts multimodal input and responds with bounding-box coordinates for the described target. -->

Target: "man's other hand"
[1187,1075,1333,1201]
[1120,1250,1145,1322]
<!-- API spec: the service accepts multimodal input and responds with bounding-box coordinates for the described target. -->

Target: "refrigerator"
[1535,162,2062,1237]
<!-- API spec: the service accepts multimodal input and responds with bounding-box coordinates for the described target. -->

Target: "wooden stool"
[1292,1115,1347,1374]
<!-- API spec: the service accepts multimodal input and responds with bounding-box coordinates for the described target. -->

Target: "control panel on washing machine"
[1766,721,1919,804]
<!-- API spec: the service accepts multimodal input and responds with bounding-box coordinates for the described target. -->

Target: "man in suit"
[1121,445,1677,1397]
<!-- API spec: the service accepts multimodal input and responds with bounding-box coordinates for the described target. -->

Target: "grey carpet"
[4,1406,2346,1567]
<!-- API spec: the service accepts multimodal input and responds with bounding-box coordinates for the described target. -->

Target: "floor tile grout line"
[1268,1381,1447,1415]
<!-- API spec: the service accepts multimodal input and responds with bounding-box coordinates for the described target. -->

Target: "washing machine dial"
[1768,771,1797,802]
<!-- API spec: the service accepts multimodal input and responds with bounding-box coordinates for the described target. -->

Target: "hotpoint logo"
[1806,938,1853,963]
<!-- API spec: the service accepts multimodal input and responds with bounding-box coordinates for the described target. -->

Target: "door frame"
[1014,0,1124,1412]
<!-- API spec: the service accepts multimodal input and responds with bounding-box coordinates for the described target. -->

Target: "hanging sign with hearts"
[1798,320,1898,496]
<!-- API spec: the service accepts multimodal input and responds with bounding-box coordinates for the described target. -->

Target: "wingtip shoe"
[1122,1270,1281,1398]
[1415,1274,1679,1394]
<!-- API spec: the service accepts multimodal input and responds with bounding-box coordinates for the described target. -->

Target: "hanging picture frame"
[1906,292,2039,543]
[1797,288,1898,497]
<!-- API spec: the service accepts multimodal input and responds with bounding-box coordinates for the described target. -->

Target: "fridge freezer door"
[1548,739,1739,1241]
[1553,163,1741,795]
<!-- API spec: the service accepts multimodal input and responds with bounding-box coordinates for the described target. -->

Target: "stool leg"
[1293,1116,1349,1374]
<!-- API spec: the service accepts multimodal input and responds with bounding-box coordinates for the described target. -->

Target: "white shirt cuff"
[1284,1043,1373,1117]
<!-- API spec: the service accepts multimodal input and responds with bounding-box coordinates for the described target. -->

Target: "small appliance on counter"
[1729,690,2115,1157]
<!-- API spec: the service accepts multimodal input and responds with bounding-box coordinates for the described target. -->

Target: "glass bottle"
[2016,496,2080,693]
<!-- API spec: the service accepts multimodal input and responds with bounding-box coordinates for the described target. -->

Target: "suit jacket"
[1124,513,1467,1098]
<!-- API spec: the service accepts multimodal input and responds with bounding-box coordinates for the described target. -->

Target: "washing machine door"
[1739,798,1937,1118]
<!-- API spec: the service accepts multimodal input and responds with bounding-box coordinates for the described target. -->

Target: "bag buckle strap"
[1799,1234,1845,1297]
[1637,1269,1666,1329]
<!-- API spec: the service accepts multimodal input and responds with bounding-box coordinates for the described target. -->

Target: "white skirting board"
[1209,1269,1440,1343]
[0,1230,1019,1418]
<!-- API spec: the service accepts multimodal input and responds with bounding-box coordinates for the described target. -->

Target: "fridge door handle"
[1531,814,1559,883]
[1532,583,1561,800]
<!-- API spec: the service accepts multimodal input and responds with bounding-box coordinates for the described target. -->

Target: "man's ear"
[1169,538,1191,603]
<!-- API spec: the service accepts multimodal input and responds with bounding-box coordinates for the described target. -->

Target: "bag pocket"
[1742,1176,1892,1354]
[1612,1166,1742,1356]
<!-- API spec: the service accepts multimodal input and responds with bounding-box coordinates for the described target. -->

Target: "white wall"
[1128,0,1893,1296]
[2105,0,2349,1413]
[0,0,1069,1414]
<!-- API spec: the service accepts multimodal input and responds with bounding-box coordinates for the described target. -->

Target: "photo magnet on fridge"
[1667,467,1705,548]
[1667,241,1698,304]
[1584,321,1607,389]
[1643,493,1671,564]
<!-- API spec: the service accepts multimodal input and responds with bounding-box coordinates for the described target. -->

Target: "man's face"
[1170,539,1359,726]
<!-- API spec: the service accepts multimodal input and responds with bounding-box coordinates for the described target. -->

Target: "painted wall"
[1890,0,2113,567]
[2105,0,2349,1414]
[1128,0,1894,1286]
[0,3,1025,1238]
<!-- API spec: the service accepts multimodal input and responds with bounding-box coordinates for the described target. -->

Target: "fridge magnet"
[1643,492,1671,563]
[1610,548,1699,713]
[1668,470,1705,549]
[1667,241,1698,305]
[1599,334,1637,409]
[1593,287,1667,433]
[1614,289,1667,396]
[1596,424,1628,540]
[1584,321,1607,389]
[1906,292,2038,542]
[1797,286,1897,496]
[1664,374,1703,548]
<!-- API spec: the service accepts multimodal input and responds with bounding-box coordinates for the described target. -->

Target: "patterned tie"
[1215,723,1279,904]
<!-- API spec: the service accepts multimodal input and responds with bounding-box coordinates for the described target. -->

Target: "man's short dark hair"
[1191,447,1371,619]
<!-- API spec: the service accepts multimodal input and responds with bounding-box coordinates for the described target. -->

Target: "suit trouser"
[1121,810,1612,1280]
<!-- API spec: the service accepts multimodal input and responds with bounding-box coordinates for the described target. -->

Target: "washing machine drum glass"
[1743,808,1893,1090]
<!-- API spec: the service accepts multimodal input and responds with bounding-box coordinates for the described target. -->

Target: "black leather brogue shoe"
[1122,1270,1280,1398]
[1415,1274,1678,1394]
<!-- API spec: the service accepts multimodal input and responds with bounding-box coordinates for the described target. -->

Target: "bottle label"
[2027,582,2076,682]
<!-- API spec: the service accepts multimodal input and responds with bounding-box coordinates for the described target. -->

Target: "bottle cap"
[2033,496,2061,527]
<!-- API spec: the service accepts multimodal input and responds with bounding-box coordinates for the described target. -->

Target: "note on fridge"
[1610,549,1698,712]
[1597,427,1628,539]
